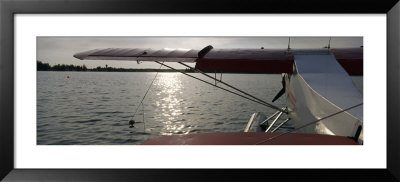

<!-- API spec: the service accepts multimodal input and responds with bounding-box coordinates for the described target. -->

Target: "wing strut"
[255,103,363,144]
[154,61,286,113]
[178,62,286,113]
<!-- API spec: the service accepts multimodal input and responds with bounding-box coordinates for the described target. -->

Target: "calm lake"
[37,71,362,145]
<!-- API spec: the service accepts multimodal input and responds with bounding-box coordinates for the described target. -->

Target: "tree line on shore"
[37,61,193,72]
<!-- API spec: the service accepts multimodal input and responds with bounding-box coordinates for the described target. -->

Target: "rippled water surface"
[37,71,299,144]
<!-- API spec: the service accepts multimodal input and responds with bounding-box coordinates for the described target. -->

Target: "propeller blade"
[272,87,285,102]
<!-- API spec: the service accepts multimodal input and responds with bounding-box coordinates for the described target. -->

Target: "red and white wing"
[74,46,362,75]
[74,48,199,63]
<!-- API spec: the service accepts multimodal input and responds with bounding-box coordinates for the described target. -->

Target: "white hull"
[285,52,363,142]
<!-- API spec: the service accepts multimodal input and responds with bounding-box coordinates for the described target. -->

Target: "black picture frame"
[1,0,399,181]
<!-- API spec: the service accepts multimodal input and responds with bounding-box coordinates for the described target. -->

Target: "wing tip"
[73,53,84,60]
[73,49,100,60]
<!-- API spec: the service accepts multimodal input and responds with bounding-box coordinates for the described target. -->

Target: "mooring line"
[130,62,163,121]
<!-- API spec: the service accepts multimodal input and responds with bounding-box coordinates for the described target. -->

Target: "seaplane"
[73,41,363,145]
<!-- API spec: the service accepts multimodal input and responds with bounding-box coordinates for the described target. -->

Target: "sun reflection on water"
[154,73,190,135]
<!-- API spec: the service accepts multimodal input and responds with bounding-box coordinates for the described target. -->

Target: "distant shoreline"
[36,61,280,74]
[36,70,283,74]
[37,69,193,73]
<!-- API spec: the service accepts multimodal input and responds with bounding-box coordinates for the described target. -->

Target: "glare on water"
[36,71,292,144]
[155,73,188,135]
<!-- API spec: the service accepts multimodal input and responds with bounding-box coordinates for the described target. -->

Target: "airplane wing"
[330,48,363,75]
[73,48,200,63]
[74,45,362,74]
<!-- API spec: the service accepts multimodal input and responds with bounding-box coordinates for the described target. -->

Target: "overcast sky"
[37,37,362,69]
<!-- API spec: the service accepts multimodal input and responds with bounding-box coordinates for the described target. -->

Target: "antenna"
[327,37,331,49]
[287,37,291,49]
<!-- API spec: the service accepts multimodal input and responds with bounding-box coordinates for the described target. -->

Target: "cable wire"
[254,103,363,144]
[155,61,284,111]
[178,62,285,113]
[130,62,163,120]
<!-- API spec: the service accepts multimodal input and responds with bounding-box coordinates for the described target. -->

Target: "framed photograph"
[1,0,399,181]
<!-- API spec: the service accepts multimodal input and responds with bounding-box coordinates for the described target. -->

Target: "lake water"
[37,71,362,145]
[37,71,295,145]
